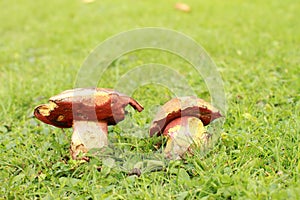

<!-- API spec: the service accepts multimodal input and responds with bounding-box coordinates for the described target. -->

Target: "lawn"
[0,0,299,199]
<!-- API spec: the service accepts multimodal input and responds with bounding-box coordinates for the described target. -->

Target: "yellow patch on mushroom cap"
[94,91,110,106]
[56,115,65,121]
[38,101,58,116]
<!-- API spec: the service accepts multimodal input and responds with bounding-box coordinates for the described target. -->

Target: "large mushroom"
[149,96,222,159]
[34,88,143,159]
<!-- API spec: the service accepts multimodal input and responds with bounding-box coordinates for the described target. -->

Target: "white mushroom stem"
[70,120,108,159]
[163,117,206,159]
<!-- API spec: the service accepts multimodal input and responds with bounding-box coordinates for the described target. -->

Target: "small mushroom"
[34,88,143,159]
[149,96,222,159]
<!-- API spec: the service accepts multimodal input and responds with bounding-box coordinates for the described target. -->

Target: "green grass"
[1,0,300,199]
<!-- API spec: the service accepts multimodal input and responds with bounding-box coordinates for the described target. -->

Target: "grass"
[0,0,299,199]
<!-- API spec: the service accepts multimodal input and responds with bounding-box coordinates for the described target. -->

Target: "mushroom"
[149,96,222,159]
[34,88,143,159]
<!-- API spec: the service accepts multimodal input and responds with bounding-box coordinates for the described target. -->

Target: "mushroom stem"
[70,120,108,159]
[163,116,207,159]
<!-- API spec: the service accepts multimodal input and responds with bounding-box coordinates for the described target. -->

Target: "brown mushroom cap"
[34,88,143,128]
[149,96,222,137]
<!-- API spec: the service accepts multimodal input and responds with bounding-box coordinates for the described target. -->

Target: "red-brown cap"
[149,96,222,137]
[34,88,143,128]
